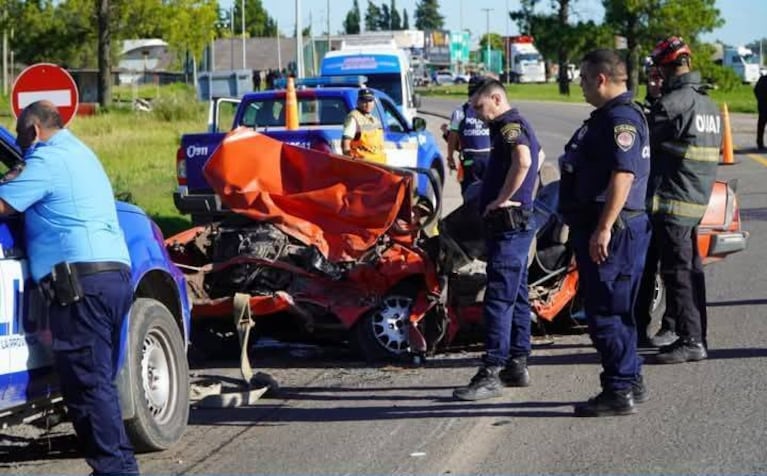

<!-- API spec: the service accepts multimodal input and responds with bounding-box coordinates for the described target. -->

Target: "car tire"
[123,298,189,452]
[351,294,414,361]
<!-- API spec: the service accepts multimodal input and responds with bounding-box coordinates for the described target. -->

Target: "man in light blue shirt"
[0,101,138,475]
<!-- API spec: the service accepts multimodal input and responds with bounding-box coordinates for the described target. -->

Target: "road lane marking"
[743,151,767,167]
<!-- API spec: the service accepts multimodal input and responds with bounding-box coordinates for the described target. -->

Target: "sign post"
[11,63,79,126]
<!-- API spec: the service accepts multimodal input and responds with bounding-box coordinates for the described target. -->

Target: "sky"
[223,0,766,49]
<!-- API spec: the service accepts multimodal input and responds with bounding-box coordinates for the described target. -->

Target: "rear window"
[239,97,350,128]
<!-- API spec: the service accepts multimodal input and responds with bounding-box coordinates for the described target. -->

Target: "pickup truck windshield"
[239,97,350,128]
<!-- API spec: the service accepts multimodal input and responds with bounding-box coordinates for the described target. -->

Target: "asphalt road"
[2,95,766,475]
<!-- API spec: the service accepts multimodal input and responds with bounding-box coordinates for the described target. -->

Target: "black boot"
[632,375,648,404]
[655,338,707,364]
[574,389,636,417]
[453,366,503,401]
[499,356,530,387]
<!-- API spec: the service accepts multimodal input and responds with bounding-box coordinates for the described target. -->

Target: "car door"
[377,97,419,169]
[0,220,54,411]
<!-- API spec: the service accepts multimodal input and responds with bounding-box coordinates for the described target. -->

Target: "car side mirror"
[412,93,422,109]
[412,117,427,131]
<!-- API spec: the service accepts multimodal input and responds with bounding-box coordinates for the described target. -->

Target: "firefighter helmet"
[651,36,692,66]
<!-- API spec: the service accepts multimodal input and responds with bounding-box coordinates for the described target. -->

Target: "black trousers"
[636,220,708,345]
[758,106,766,148]
[49,269,139,475]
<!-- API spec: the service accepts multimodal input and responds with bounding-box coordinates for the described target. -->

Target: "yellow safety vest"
[348,109,386,164]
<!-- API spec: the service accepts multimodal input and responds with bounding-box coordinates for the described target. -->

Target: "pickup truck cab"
[174,79,445,224]
[0,127,191,452]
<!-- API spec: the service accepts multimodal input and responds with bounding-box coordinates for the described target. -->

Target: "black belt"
[41,261,129,284]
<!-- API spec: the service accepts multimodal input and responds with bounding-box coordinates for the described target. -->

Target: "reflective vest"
[648,71,722,226]
[348,109,386,164]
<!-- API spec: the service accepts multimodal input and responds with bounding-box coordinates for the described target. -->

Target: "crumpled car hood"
[203,128,413,262]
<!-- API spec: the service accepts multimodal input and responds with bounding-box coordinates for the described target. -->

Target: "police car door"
[378,97,418,168]
[0,218,53,413]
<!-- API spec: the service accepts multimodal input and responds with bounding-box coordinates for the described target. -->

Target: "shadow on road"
[0,432,79,466]
[708,298,767,307]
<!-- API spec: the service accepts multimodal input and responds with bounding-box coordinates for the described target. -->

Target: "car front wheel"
[123,298,190,452]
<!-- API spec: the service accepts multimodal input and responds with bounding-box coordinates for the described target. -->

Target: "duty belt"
[41,261,129,285]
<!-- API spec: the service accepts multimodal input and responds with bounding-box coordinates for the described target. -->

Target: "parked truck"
[720,45,762,84]
[506,35,546,83]
[174,79,445,225]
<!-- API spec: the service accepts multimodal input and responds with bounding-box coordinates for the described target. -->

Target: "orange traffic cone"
[285,76,299,130]
[719,102,736,165]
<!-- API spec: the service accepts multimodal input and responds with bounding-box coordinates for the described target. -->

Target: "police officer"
[446,76,491,197]
[453,78,541,401]
[559,49,651,416]
[635,37,722,362]
[0,101,139,475]
[755,73,767,150]
[342,88,386,164]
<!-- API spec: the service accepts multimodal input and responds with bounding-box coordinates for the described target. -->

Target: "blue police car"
[0,126,192,451]
[174,76,446,224]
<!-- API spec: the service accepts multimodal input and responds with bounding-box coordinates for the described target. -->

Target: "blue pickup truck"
[174,79,445,223]
[0,127,191,451]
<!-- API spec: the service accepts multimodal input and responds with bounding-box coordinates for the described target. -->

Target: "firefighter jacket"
[647,71,722,226]
[344,109,386,164]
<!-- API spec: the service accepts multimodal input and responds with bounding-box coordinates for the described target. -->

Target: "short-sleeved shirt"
[342,109,381,139]
[560,91,650,211]
[479,108,540,210]
[0,129,130,281]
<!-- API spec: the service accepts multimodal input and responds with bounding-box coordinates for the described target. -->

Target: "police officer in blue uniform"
[559,50,652,416]
[453,78,541,401]
[446,76,492,197]
[0,101,139,475]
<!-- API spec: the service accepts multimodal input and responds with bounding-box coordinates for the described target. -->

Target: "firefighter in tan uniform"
[342,88,386,164]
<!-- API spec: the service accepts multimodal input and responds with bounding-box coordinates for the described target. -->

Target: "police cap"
[357,88,375,102]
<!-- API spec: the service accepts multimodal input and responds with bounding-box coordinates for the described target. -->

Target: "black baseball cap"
[357,88,375,102]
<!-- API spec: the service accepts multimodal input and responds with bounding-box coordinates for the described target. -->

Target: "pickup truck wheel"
[124,298,189,452]
[351,294,414,361]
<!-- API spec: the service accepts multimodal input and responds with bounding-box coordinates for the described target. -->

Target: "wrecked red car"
[166,128,747,361]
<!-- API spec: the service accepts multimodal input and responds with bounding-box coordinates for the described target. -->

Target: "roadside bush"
[151,86,205,122]
[697,63,742,92]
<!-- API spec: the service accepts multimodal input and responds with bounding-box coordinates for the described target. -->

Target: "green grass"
[419,81,759,113]
[0,88,206,237]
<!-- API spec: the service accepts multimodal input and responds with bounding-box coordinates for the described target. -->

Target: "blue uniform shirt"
[560,91,649,212]
[0,129,130,281]
[480,108,540,210]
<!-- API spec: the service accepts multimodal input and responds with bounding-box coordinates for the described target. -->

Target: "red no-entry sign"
[11,63,80,126]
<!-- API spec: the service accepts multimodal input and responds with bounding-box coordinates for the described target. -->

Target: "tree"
[365,1,382,31]
[509,0,540,37]
[402,8,409,29]
[479,33,505,52]
[97,0,111,107]
[379,3,391,30]
[344,0,361,34]
[233,0,277,38]
[603,0,723,92]
[390,0,401,30]
[414,0,443,31]
[165,0,218,87]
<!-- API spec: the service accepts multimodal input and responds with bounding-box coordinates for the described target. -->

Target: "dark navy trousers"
[571,215,651,391]
[482,223,536,367]
[459,153,488,197]
[48,269,139,476]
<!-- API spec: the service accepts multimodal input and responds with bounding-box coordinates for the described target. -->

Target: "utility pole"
[481,8,493,73]
[277,18,282,72]
[296,0,305,78]
[241,0,246,69]
[505,0,510,81]
[327,0,331,54]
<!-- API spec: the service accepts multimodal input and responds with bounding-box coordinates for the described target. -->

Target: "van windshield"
[518,53,542,62]
[363,74,403,105]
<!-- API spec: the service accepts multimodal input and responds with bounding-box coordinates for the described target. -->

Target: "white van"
[320,39,420,123]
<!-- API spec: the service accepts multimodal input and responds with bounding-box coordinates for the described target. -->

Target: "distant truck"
[320,38,420,123]
[720,45,762,84]
[506,35,546,83]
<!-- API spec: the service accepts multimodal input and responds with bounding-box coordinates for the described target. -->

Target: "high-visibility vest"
[348,109,386,164]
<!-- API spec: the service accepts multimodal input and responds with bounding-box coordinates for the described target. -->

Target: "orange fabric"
[203,127,412,262]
